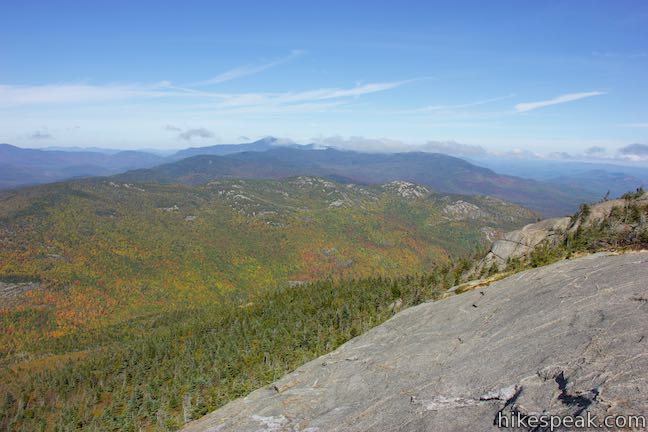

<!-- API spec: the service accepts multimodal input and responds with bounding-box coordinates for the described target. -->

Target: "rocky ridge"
[475,191,648,274]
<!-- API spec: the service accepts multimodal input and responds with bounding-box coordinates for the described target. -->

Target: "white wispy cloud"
[514,91,606,112]
[213,80,414,109]
[406,93,516,113]
[284,80,412,102]
[0,83,176,108]
[0,79,411,115]
[186,49,306,86]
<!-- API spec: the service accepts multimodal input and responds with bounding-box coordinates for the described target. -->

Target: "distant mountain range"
[470,156,648,198]
[116,146,595,216]
[3,137,647,216]
[0,137,296,189]
[0,143,165,188]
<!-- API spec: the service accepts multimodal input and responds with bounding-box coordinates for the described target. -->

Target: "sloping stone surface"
[183,252,648,431]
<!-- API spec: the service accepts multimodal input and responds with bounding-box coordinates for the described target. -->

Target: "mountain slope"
[117,147,595,216]
[0,177,533,356]
[183,251,648,432]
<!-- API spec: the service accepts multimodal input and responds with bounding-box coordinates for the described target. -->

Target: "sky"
[1,0,647,160]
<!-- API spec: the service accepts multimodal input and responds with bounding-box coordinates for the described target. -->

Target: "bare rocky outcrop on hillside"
[381,181,431,199]
[475,191,648,274]
[0,281,40,308]
[183,251,648,432]
[442,199,489,220]
[477,216,571,269]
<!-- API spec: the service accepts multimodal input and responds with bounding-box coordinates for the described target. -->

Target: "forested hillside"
[0,176,532,354]
[0,176,534,430]
[1,273,455,431]
[2,185,646,431]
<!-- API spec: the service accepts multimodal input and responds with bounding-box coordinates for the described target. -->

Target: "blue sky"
[1,0,647,159]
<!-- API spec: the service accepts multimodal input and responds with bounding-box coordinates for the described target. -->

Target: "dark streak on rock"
[555,372,598,416]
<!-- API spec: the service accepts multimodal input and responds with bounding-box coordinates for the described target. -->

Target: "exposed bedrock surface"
[184,251,648,431]
[477,192,648,273]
